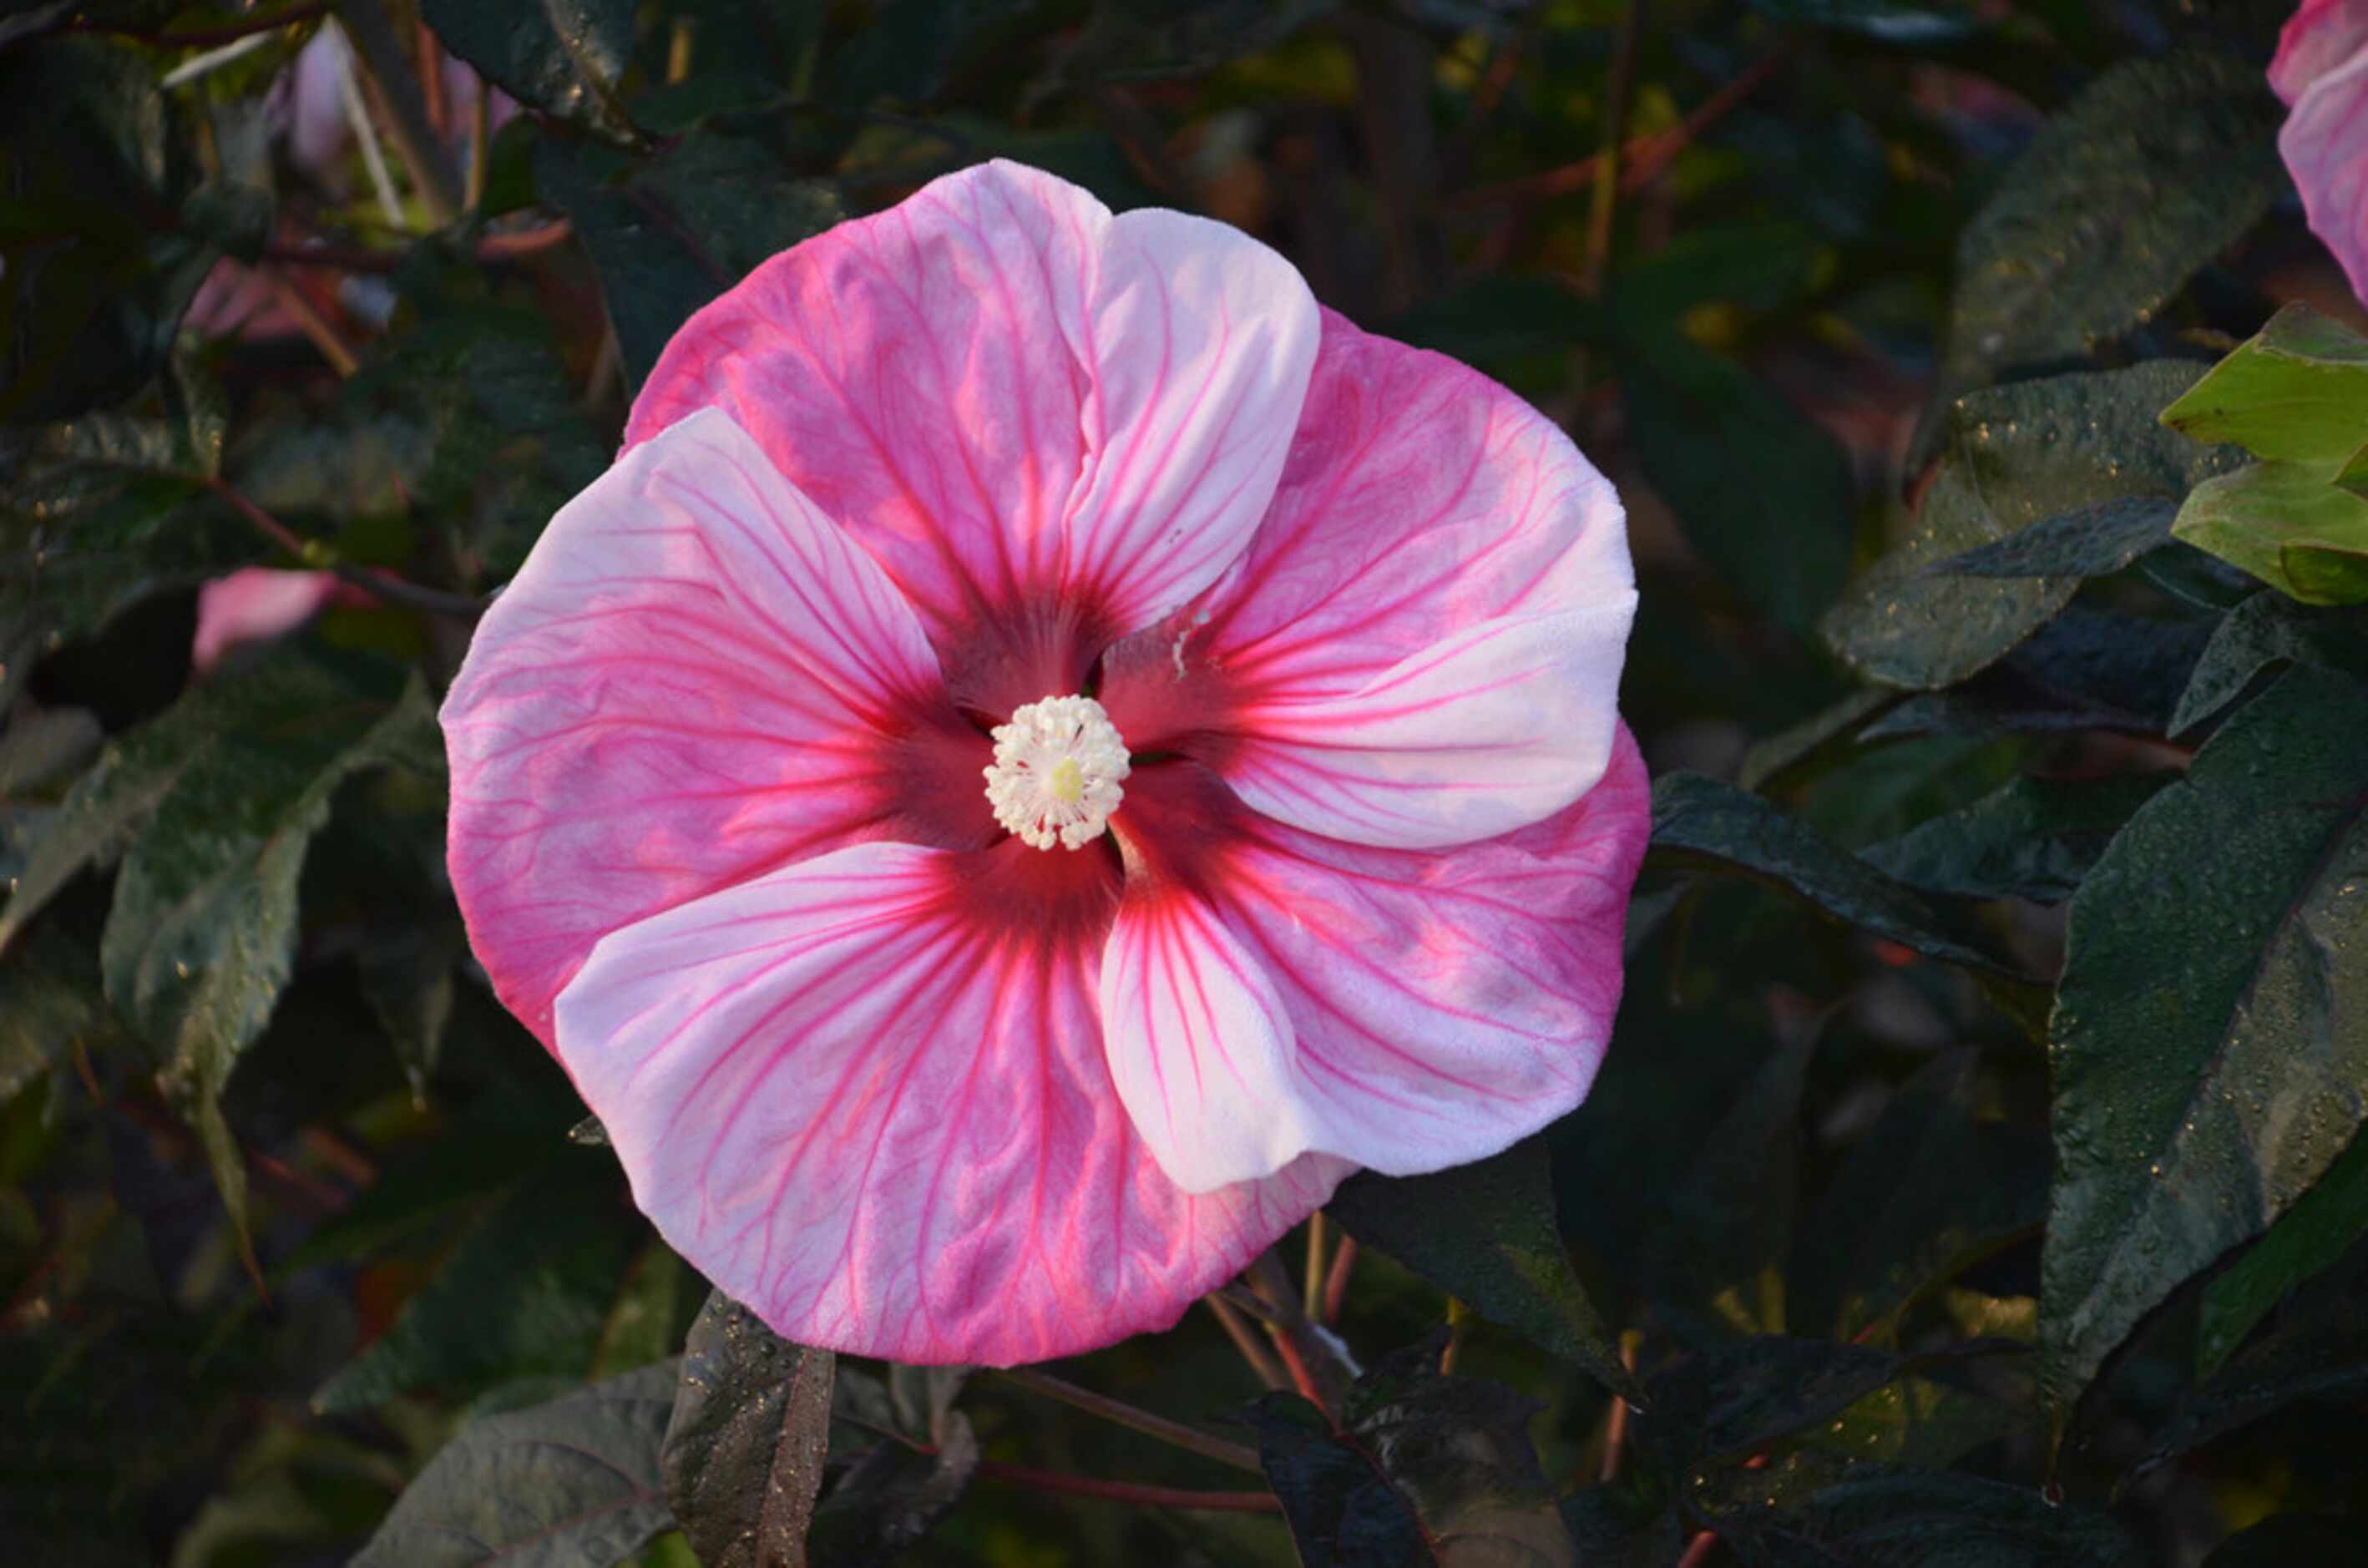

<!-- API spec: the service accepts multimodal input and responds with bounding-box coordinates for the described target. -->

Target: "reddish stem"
[971,1460,1281,1514]
[1677,1530,1721,1568]
[1323,1234,1359,1323]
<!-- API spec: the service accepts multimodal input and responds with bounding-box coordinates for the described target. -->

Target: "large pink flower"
[2274,0,2368,304]
[441,161,1646,1365]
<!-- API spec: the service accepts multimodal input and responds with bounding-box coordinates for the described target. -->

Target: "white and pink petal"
[442,408,987,1048]
[1107,731,1649,1185]
[555,839,1348,1365]
[1100,308,1635,851]
[624,159,1318,714]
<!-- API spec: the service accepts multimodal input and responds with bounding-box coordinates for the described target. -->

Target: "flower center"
[984,694,1131,850]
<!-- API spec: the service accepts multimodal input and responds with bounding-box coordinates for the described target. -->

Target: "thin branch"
[1206,1291,1291,1393]
[1599,1330,1642,1485]
[974,1460,1280,1514]
[1323,1234,1359,1324]
[256,266,358,377]
[334,0,461,223]
[1677,1530,1722,1568]
[994,1369,1264,1474]
[1579,0,1645,299]
[1443,42,1795,214]
[1440,1297,1474,1376]
[202,478,487,619]
[1303,1211,1328,1323]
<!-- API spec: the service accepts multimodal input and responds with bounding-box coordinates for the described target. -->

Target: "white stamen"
[984,694,1131,850]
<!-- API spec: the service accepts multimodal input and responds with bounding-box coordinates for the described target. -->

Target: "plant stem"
[203,478,487,620]
[1303,1211,1328,1320]
[994,1368,1263,1474]
[1579,0,1644,300]
[974,1460,1280,1514]
[1206,1291,1291,1393]
[1323,1234,1359,1324]
[1677,1529,1721,1567]
[1599,1329,1642,1484]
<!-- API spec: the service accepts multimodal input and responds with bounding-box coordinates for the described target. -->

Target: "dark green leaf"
[2196,1127,2368,1373]
[1639,1337,1909,1474]
[1916,496,2178,581]
[1648,772,2013,974]
[0,923,110,1105]
[1618,328,1854,638]
[1649,1024,1819,1334]
[536,131,842,387]
[0,40,269,422]
[96,665,435,1237]
[2173,593,2368,736]
[1939,50,2280,400]
[1859,772,2173,903]
[2138,1304,2368,1472]
[1824,363,2237,690]
[1718,1463,2143,1566]
[0,362,255,653]
[1792,1051,2047,1340]
[1249,1338,1574,1568]
[663,1291,834,1568]
[351,1362,678,1568]
[805,1367,979,1565]
[1048,0,1337,87]
[422,0,635,142]
[312,1153,643,1412]
[1326,1135,1632,1397]
[2042,666,2368,1430]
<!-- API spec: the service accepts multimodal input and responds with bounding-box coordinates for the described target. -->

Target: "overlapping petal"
[443,409,987,1045]
[1105,727,1650,1186]
[624,159,1318,713]
[2274,0,2368,305]
[556,839,1348,1363]
[1099,308,1635,849]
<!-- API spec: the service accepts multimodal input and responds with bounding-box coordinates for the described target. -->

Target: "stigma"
[984,695,1131,850]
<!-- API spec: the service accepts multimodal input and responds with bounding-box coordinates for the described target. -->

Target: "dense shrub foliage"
[4,1,2365,1564]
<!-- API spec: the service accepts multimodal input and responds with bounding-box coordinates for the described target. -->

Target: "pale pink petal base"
[557,839,1348,1364]
[1101,306,1633,850]
[442,409,988,1046]
[1107,726,1650,1184]
[625,159,1318,714]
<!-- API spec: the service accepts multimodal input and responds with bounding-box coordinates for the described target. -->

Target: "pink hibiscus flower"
[2274,0,2368,304]
[440,160,1647,1366]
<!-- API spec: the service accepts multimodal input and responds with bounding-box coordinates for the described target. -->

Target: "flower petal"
[556,839,1348,1364]
[1099,883,1313,1193]
[442,407,987,1048]
[192,568,339,673]
[624,159,1318,712]
[1111,728,1649,1181]
[2272,0,2368,106]
[1099,308,1634,849]
[2278,31,2368,306]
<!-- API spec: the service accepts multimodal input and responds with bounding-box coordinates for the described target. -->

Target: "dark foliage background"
[4,0,2365,1564]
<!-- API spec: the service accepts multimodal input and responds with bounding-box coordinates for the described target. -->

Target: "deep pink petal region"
[555,839,1348,1364]
[442,409,987,1047]
[1111,727,1650,1181]
[625,159,1318,713]
[1100,307,1635,849]
[2274,1,2368,304]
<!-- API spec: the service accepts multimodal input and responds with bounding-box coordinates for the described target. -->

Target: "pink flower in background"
[192,569,342,675]
[2273,0,2368,303]
[440,161,1647,1365]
